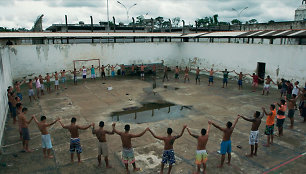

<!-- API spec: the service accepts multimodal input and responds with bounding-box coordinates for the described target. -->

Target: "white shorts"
[264,84,270,90]
[91,74,96,78]
[55,80,59,86]
[40,84,44,90]
[98,142,109,156]
[28,89,34,96]
[41,134,52,149]
[249,130,259,145]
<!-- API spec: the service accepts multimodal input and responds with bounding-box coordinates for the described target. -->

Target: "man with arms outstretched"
[92,121,114,168]
[238,111,264,157]
[209,116,240,168]
[187,122,211,174]
[58,117,93,163]
[148,125,187,174]
[112,123,148,174]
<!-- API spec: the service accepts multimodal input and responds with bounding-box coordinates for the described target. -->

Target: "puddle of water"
[111,102,192,123]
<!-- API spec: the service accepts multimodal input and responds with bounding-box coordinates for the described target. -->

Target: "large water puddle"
[111,102,192,123]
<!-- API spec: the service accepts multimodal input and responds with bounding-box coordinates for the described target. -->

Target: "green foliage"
[231,19,242,25]
[171,17,181,27]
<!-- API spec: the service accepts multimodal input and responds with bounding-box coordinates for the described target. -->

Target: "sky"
[0,0,303,29]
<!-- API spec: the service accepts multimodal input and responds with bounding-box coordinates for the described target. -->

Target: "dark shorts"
[70,138,82,154]
[238,80,242,86]
[12,107,17,118]
[302,107,306,118]
[153,71,156,76]
[223,78,228,84]
[265,124,274,135]
[8,102,12,113]
[220,140,231,155]
[175,73,179,79]
[74,75,77,82]
[288,109,295,118]
[280,88,287,94]
[101,72,105,77]
[122,71,126,76]
[209,76,213,82]
[82,75,86,79]
[162,150,175,165]
[276,118,285,128]
[195,74,200,80]
[299,101,304,110]
[21,128,30,140]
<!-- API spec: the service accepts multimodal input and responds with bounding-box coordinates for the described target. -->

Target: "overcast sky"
[0,0,303,29]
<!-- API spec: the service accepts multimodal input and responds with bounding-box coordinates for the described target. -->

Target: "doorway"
[257,62,266,84]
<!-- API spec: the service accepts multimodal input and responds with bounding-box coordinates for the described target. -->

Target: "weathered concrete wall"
[4,42,306,83]
[0,47,13,146]
[241,21,306,31]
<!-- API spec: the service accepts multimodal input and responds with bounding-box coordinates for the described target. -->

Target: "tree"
[231,19,242,25]
[196,17,210,27]
[155,16,164,28]
[213,14,219,24]
[248,19,258,24]
[268,20,275,24]
[162,21,171,28]
[172,17,181,27]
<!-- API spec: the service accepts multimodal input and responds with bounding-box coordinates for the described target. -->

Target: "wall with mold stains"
[5,42,306,83]
[0,47,13,146]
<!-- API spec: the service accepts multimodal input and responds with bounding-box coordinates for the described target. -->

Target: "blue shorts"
[70,138,82,154]
[17,93,23,100]
[62,77,66,83]
[111,71,115,77]
[162,149,175,165]
[22,128,30,140]
[220,140,231,155]
[209,76,213,82]
[238,80,242,86]
[42,134,52,149]
[12,107,17,118]
[223,78,228,84]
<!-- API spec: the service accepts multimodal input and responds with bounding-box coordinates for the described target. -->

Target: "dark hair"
[71,117,76,123]
[16,103,22,109]
[280,99,286,105]
[15,97,18,100]
[271,104,276,110]
[167,128,173,134]
[22,107,28,112]
[41,116,46,121]
[99,121,104,127]
[253,73,255,75]
[226,121,232,128]
[201,128,207,135]
[296,81,299,84]
[124,124,130,131]
[255,111,261,118]
[267,75,270,78]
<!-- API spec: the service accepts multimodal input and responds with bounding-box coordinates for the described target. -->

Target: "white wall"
[0,47,13,146]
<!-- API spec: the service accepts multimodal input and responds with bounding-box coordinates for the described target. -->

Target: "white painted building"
[295,2,306,21]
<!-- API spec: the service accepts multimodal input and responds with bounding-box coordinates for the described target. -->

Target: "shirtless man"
[239,111,264,157]
[262,76,276,96]
[139,64,147,80]
[92,121,114,168]
[18,107,34,152]
[33,116,59,158]
[193,67,201,85]
[174,66,180,82]
[152,64,157,79]
[45,73,53,93]
[39,75,45,96]
[121,64,126,76]
[262,105,277,147]
[233,71,246,90]
[112,123,148,174]
[60,70,67,88]
[184,67,190,83]
[54,72,59,90]
[187,122,211,174]
[58,117,93,163]
[204,68,218,86]
[11,93,19,124]
[7,87,13,118]
[109,64,118,77]
[209,116,240,168]
[131,64,136,75]
[100,65,106,80]
[148,126,186,174]
[220,69,234,88]
[70,68,80,85]
[15,78,26,100]
[162,66,169,82]
[35,77,41,98]
[16,103,23,140]
[286,94,299,129]
[27,79,36,102]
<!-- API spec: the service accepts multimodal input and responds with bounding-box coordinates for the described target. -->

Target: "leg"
[218,154,225,168]
[167,164,172,174]
[124,163,129,174]
[254,143,258,156]
[196,164,201,174]
[105,156,112,168]
[132,162,140,171]
[290,117,294,129]
[47,149,53,158]
[271,134,274,144]
[43,148,47,158]
[71,153,74,163]
[203,163,207,174]
[264,135,270,147]
[77,153,81,163]
[246,145,254,157]
[160,163,165,174]
[97,155,101,167]
[227,153,231,165]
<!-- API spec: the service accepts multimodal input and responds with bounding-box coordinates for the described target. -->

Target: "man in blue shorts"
[209,115,240,168]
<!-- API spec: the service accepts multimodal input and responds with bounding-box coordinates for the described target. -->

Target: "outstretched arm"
[206,122,212,136]
[175,125,187,139]
[148,129,164,140]
[186,127,198,139]
[27,116,34,124]
[47,118,60,127]
[32,115,39,124]
[238,115,255,122]
[232,115,240,129]
[131,128,148,138]
[92,123,96,134]
[78,123,93,130]
[112,123,122,135]
[209,121,225,131]
[58,120,69,129]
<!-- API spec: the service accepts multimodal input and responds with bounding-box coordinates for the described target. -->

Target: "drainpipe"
[151,18,154,32]
[182,20,185,34]
[169,19,172,33]
[90,16,93,32]
[132,17,135,33]
[65,15,68,32]
[113,16,116,32]
[195,21,198,33]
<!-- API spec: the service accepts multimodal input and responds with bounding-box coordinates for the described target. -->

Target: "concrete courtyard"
[0,72,305,174]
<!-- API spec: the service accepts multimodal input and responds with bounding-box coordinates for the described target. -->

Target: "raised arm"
[209,121,225,131]
[186,127,198,139]
[262,107,269,116]
[238,114,255,122]
[175,125,187,139]
[78,123,93,130]
[112,123,122,135]
[206,122,212,136]
[233,70,239,75]
[131,128,148,138]
[92,123,96,134]
[47,118,60,127]
[148,129,164,140]
[232,115,240,129]
[58,120,69,129]
[27,116,34,124]
[32,115,39,124]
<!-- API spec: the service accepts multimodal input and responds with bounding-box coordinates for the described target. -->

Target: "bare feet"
[26,149,33,153]
[226,162,231,166]
[106,165,112,169]
[263,144,270,147]
[48,155,54,159]
[133,168,140,171]
[78,161,82,164]
[246,154,253,158]
[217,165,223,168]
[71,160,74,163]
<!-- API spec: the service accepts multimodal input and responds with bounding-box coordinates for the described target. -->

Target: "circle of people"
[6,63,306,174]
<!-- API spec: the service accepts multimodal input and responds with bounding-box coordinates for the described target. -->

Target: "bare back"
[120,132,132,149]
[94,129,108,142]
[197,135,209,150]
[38,122,49,135]
[251,118,262,131]
[163,136,176,150]
[67,124,79,138]
[222,128,234,141]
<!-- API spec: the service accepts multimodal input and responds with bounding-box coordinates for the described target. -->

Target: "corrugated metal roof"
[201,31,247,37]
[181,32,207,37]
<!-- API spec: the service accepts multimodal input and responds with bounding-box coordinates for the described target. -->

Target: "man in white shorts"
[262,75,275,96]
[27,79,36,102]
[33,115,59,159]
[239,111,264,157]
[35,77,41,98]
